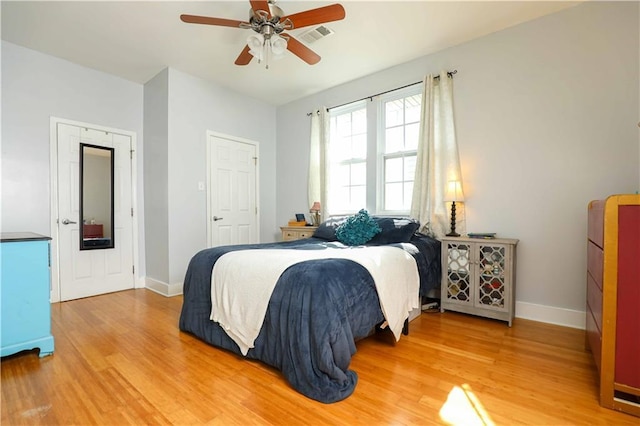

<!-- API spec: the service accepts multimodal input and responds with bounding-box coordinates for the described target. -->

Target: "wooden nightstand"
[280,226,318,241]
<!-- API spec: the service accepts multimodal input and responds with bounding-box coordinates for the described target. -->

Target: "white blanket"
[210,246,420,355]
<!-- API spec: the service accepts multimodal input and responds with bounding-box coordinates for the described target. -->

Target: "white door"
[57,122,134,301]
[208,133,259,246]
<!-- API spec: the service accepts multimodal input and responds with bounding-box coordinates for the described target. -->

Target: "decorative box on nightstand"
[440,236,518,326]
[280,226,318,241]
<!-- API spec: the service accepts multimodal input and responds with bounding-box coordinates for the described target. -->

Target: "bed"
[179,216,441,403]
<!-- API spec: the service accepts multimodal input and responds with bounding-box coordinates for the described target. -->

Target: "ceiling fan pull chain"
[265,40,270,69]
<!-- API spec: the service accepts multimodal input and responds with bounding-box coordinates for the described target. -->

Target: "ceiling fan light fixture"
[246,32,287,68]
[247,33,265,59]
[270,34,288,55]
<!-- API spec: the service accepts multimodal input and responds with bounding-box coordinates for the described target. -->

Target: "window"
[328,101,367,214]
[327,86,422,215]
[380,91,421,212]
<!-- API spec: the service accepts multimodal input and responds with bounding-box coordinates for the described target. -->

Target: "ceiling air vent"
[298,25,335,44]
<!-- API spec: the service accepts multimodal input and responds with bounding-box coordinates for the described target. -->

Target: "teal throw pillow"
[335,209,381,246]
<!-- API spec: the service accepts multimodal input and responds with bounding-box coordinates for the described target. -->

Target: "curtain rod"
[307,70,457,116]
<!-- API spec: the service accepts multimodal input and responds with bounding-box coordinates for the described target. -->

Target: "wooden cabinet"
[280,226,318,241]
[440,236,518,326]
[586,195,640,417]
[1,232,54,358]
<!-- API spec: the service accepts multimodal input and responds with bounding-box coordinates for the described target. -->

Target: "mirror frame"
[79,143,115,251]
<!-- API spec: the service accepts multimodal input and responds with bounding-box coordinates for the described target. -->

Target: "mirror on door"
[79,143,114,250]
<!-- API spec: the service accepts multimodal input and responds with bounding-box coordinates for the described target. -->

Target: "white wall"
[144,68,277,287]
[143,69,170,284]
[1,41,146,279]
[276,1,639,327]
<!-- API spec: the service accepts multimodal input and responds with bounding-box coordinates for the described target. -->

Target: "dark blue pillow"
[367,217,420,245]
[313,215,348,241]
[335,210,381,246]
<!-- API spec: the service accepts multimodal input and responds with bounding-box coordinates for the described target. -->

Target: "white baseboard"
[144,277,183,297]
[515,301,585,330]
[135,277,146,289]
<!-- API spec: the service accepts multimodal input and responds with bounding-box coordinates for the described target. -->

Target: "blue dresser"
[1,232,54,357]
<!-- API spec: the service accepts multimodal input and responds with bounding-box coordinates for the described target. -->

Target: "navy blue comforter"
[179,235,440,403]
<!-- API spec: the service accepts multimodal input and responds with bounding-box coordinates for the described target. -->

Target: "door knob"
[62,218,77,225]
[213,216,224,221]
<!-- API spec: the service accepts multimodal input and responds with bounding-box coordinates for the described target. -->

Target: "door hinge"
[130,149,134,159]
[131,208,134,217]
[132,265,135,275]
[253,156,258,165]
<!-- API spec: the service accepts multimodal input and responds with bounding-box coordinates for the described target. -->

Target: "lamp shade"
[310,201,321,211]
[247,33,265,59]
[270,34,288,55]
[444,180,464,202]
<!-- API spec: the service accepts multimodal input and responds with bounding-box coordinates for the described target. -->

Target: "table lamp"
[444,180,464,237]
[310,201,321,226]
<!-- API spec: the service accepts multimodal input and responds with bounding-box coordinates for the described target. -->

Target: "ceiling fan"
[180,0,345,68]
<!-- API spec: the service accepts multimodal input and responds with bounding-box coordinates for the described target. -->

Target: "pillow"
[367,217,420,245]
[335,209,381,246]
[313,216,348,241]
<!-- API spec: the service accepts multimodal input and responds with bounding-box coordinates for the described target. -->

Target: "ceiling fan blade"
[284,34,321,65]
[282,4,345,30]
[180,14,247,28]
[250,0,271,19]
[235,45,253,66]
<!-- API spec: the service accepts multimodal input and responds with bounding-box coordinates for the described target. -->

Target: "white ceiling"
[1,1,580,106]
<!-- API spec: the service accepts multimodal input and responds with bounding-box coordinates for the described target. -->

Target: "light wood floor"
[1,289,638,425]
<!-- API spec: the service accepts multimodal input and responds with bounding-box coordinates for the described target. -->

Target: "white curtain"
[410,71,465,238]
[308,107,329,219]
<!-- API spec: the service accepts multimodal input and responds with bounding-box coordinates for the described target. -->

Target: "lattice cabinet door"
[477,244,508,311]
[443,241,472,305]
[440,237,518,326]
